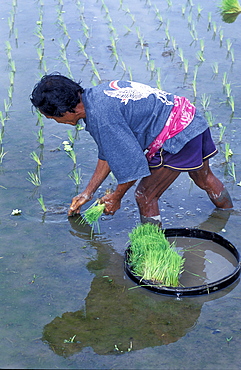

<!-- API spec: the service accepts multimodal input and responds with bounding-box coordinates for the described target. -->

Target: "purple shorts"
[148,128,218,171]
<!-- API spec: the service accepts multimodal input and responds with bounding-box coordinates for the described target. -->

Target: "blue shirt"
[82,80,208,184]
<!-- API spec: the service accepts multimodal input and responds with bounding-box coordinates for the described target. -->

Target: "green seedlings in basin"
[220,0,241,23]
[38,194,47,213]
[128,223,185,287]
[27,171,41,186]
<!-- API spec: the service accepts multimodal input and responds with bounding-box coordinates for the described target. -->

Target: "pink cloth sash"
[146,95,196,161]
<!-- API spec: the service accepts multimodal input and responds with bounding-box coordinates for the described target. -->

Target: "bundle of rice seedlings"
[220,0,241,23]
[77,200,105,234]
[128,223,185,287]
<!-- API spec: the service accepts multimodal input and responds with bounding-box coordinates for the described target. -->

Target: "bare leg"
[135,167,180,226]
[188,160,233,209]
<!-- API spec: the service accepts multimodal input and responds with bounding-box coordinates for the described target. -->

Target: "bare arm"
[100,179,136,215]
[68,159,111,216]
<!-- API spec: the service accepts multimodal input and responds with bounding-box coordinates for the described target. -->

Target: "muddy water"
[0,0,241,368]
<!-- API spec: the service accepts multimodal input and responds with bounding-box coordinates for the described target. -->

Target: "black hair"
[30,73,85,116]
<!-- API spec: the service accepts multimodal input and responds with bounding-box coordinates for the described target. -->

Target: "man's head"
[30,73,85,125]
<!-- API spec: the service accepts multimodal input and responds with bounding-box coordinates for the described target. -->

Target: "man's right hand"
[68,192,93,216]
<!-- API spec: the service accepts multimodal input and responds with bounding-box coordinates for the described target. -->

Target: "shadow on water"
[42,208,238,357]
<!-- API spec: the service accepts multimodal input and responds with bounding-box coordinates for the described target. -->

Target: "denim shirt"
[82,80,208,184]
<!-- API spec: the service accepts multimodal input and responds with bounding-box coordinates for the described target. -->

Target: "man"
[30,74,232,226]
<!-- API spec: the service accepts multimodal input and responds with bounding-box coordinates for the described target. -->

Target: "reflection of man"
[42,210,233,357]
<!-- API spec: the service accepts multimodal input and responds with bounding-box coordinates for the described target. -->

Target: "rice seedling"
[77,200,105,235]
[219,0,241,23]
[228,162,236,181]
[30,151,42,166]
[4,99,11,119]
[0,147,7,164]
[68,167,82,187]
[205,110,214,126]
[230,49,235,63]
[196,50,205,62]
[206,12,212,30]
[156,68,161,89]
[201,93,211,111]
[171,36,177,50]
[127,223,185,287]
[0,128,4,145]
[77,40,88,59]
[219,29,224,46]
[0,111,6,127]
[27,171,41,186]
[224,142,233,162]
[212,62,219,76]
[136,27,145,49]
[178,48,184,63]
[63,141,77,165]
[128,67,133,80]
[197,4,203,18]
[228,95,235,112]
[225,83,232,98]
[37,194,47,212]
[217,122,226,142]
[5,41,12,60]
[183,58,189,74]
[37,128,44,145]
[89,56,101,81]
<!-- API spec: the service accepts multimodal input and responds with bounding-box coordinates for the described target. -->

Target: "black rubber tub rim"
[124,228,241,297]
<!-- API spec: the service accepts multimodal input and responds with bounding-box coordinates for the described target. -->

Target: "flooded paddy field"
[1,0,241,368]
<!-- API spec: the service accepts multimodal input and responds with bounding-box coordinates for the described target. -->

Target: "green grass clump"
[78,200,105,235]
[220,0,241,23]
[128,223,185,287]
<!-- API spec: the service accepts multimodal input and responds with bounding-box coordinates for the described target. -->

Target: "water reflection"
[42,209,236,357]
